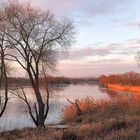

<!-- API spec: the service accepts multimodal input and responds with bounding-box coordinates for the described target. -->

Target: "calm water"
[0,84,127,132]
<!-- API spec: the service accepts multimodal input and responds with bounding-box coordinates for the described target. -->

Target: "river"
[0,84,129,132]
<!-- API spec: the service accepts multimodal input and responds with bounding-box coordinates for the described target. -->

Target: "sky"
[13,0,140,77]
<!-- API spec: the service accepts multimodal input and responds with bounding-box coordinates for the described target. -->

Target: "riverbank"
[107,84,140,96]
[0,97,140,140]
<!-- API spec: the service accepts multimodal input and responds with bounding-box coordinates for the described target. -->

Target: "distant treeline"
[41,76,98,85]
[99,72,140,87]
[1,76,98,86]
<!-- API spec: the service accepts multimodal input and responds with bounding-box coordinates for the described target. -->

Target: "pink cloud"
[21,0,86,15]
[55,60,139,77]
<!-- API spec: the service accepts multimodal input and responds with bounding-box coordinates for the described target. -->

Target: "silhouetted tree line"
[99,72,140,87]
[41,76,98,85]
[0,76,98,86]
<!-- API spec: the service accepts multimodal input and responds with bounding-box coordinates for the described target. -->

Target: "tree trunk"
[38,102,45,127]
[0,45,8,118]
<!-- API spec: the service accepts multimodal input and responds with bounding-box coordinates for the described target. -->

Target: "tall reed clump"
[61,96,140,139]
[62,96,140,124]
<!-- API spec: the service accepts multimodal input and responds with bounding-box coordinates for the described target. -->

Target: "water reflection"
[0,84,127,132]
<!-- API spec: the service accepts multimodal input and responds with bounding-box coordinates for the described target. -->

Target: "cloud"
[88,59,124,64]
[87,0,129,16]
[64,39,140,62]
[63,43,118,60]
[20,0,86,16]
[21,0,137,17]
[55,39,140,77]
[56,59,139,77]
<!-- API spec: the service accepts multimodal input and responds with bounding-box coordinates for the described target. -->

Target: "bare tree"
[0,12,9,118]
[1,1,75,127]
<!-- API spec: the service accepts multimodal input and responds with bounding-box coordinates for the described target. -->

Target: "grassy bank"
[61,97,140,139]
[107,84,140,96]
[0,97,140,140]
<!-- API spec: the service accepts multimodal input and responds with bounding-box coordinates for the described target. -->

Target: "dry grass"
[63,116,140,140]
[0,118,140,140]
[60,97,140,139]
[0,128,63,140]
[0,97,140,140]
[62,97,140,123]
